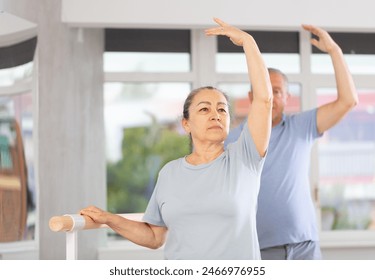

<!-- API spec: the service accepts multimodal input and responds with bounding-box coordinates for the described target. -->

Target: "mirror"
[0,11,37,242]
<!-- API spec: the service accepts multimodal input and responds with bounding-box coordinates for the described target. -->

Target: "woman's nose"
[211,112,220,120]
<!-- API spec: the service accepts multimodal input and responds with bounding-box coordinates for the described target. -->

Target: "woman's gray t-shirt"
[143,123,265,259]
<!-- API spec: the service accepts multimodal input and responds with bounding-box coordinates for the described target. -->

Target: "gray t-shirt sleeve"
[228,120,265,173]
[142,172,166,227]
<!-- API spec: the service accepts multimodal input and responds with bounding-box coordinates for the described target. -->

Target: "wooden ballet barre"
[49,213,144,232]
[49,212,144,260]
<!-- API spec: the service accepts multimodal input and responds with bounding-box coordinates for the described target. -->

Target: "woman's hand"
[80,205,111,224]
[205,17,252,47]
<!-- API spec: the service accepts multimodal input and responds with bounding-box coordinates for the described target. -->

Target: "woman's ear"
[181,118,190,133]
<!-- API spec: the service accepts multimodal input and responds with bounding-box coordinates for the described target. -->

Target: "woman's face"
[182,88,230,146]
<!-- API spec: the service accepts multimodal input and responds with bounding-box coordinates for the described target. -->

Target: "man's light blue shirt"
[225,109,322,249]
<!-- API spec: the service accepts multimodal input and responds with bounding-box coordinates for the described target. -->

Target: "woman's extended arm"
[205,18,272,156]
[80,206,167,249]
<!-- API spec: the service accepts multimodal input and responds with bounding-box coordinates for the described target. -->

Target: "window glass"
[104,82,191,224]
[104,52,190,72]
[0,62,33,87]
[217,83,250,129]
[286,83,302,113]
[216,53,300,74]
[318,88,375,230]
[312,54,375,74]
[0,91,35,242]
[219,82,302,128]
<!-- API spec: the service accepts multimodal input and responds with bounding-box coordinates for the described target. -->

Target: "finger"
[80,207,98,215]
[310,38,319,48]
[205,26,226,36]
[83,206,94,212]
[213,17,229,27]
[304,24,324,39]
[302,24,313,32]
[302,24,314,34]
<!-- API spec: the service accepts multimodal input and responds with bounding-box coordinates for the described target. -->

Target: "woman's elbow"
[260,94,273,105]
[148,239,165,250]
[148,232,166,249]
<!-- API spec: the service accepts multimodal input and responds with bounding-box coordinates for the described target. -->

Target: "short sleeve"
[142,175,166,227]
[227,121,265,173]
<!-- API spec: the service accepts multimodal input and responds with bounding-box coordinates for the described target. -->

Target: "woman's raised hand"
[205,17,252,47]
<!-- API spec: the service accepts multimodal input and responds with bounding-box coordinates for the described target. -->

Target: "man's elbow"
[340,95,358,112]
[352,96,359,108]
[347,96,359,110]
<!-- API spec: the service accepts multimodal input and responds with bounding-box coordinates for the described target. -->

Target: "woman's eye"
[218,108,227,113]
[199,107,208,112]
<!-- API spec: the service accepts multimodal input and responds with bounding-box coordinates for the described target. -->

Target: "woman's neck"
[186,144,224,165]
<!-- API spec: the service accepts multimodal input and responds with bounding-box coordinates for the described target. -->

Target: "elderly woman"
[80,18,272,260]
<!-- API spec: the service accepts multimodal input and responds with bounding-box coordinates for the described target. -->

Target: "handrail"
[49,213,144,232]
[49,213,144,260]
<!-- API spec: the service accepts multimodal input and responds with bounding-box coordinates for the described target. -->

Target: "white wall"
[62,0,375,31]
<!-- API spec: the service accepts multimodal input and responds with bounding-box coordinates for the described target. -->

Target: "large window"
[311,32,375,231]
[318,89,375,230]
[312,32,375,74]
[217,31,300,73]
[103,28,375,240]
[104,30,192,220]
[216,30,301,127]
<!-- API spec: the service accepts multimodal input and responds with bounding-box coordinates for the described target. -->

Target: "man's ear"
[248,91,254,103]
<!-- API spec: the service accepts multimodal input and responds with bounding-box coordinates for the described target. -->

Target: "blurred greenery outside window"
[104,82,191,215]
